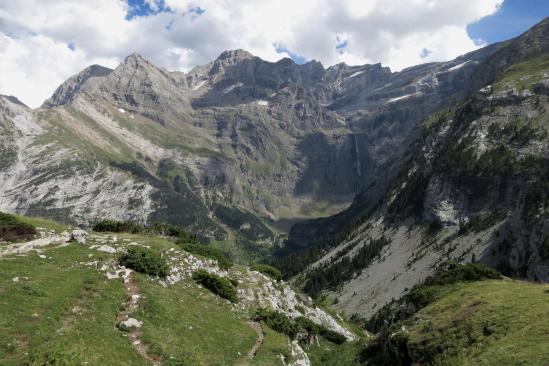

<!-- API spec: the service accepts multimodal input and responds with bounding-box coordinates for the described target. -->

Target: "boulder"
[118,317,143,331]
[96,245,117,254]
[70,229,87,244]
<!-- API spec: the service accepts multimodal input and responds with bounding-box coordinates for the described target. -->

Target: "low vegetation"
[0,211,37,242]
[118,246,169,278]
[250,264,282,281]
[93,219,199,243]
[362,261,505,365]
[178,242,233,270]
[254,308,347,345]
[192,269,238,303]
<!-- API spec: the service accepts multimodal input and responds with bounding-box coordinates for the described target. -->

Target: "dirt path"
[247,321,265,358]
[116,271,163,366]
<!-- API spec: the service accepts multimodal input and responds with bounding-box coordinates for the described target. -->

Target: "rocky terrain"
[279,18,549,318]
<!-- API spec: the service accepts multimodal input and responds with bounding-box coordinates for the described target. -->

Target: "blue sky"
[468,0,549,44]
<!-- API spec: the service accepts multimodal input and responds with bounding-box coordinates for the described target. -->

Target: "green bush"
[93,219,199,242]
[255,309,299,338]
[118,246,169,278]
[250,264,282,281]
[255,309,347,344]
[148,222,199,242]
[0,211,36,242]
[178,242,232,270]
[93,219,143,234]
[295,317,347,344]
[192,269,238,303]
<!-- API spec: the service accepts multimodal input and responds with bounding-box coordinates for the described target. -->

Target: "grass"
[0,211,37,242]
[134,275,257,365]
[405,280,549,365]
[0,227,294,366]
[16,214,68,233]
[0,244,146,365]
[305,340,364,366]
[248,327,292,365]
[493,54,549,93]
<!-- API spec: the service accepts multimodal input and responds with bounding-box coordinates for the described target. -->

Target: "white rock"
[71,230,87,244]
[96,245,117,254]
[118,318,142,330]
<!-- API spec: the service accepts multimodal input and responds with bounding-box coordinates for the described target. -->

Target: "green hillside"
[0,213,355,365]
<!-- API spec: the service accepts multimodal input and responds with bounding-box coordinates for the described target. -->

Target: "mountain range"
[0,15,548,366]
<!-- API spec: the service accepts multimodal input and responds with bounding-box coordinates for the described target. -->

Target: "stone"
[70,230,87,244]
[118,318,143,331]
[96,245,117,254]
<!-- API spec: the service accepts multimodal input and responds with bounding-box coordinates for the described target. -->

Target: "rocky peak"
[42,64,112,108]
[119,53,154,69]
[215,49,255,63]
[0,94,29,119]
[0,95,28,109]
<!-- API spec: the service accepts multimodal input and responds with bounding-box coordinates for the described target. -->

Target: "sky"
[0,0,547,108]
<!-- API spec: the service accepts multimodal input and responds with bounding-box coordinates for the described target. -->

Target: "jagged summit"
[42,64,112,107]
[215,49,255,62]
[119,52,156,69]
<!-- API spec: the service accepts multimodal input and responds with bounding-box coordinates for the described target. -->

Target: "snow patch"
[448,60,471,72]
[348,70,365,78]
[386,93,415,104]
[254,100,269,106]
[192,80,207,90]
[118,108,125,114]
[222,82,243,94]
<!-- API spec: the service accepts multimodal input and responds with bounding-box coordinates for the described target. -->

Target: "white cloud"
[0,0,502,107]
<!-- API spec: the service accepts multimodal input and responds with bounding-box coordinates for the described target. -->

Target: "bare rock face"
[42,64,112,107]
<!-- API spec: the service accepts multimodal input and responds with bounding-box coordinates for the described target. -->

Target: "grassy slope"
[0,218,294,365]
[406,280,549,365]
[493,54,549,93]
[0,244,147,365]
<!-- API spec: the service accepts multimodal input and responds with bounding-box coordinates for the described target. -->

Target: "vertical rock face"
[0,34,502,257]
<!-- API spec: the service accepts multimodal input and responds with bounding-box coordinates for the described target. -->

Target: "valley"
[0,12,548,366]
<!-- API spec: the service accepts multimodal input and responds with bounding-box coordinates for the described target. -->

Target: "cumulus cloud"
[0,0,502,107]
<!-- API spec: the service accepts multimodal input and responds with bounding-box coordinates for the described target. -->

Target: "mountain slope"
[278,17,549,317]
[0,44,500,259]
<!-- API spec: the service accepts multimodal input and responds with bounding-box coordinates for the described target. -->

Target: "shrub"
[178,242,232,270]
[250,264,282,281]
[93,219,143,234]
[93,219,199,242]
[0,211,37,242]
[295,317,347,344]
[118,246,169,278]
[255,309,347,344]
[148,222,199,242]
[423,260,501,287]
[192,269,238,303]
[255,309,298,338]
